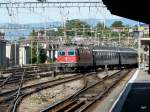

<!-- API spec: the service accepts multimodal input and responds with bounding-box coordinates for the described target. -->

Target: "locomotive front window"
[68,50,75,56]
[58,51,65,56]
[75,50,79,56]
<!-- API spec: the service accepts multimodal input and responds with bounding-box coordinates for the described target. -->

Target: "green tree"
[30,29,39,64]
[96,22,104,30]
[17,37,26,43]
[39,49,47,63]
[95,22,111,39]
[111,21,124,27]
[56,19,91,37]
[56,27,64,36]
[30,29,48,64]
[110,21,130,38]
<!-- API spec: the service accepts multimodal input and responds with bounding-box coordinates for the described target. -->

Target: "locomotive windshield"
[68,50,75,56]
[58,50,65,56]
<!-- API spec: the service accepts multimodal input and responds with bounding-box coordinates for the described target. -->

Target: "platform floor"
[89,70,136,112]
[111,68,150,112]
[90,78,129,112]
[121,69,150,112]
[90,68,150,112]
[133,69,150,83]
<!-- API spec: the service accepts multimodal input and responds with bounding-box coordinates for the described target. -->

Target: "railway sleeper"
[65,100,85,112]
[78,93,97,101]
[55,100,77,112]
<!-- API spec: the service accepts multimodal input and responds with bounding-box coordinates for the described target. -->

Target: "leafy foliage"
[111,21,125,27]
[39,49,47,63]
[30,29,48,64]
[56,19,91,37]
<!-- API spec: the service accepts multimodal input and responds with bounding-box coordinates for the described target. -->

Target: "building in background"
[6,43,19,67]
[0,30,5,40]
[0,31,6,68]
[19,45,31,66]
[0,40,6,68]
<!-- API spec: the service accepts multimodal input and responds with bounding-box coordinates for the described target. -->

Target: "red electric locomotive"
[57,47,79,67]
[57,46,94,71]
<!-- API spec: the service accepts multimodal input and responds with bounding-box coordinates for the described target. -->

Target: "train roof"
[93,46,137,53]
[58,45,137,53]
[58,45,93,50]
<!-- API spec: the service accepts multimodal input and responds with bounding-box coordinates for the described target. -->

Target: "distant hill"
[0,21,62,39]
[83,18,138,27]
[0,18,138,39]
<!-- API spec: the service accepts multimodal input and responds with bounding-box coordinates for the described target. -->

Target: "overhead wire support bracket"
[0,1,105,8]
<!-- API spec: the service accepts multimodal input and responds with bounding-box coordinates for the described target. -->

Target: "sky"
[0,0,140,28]
[0,0,140,40]
[0,0,126,24]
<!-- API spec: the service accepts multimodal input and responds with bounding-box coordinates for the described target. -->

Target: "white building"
[19,45,31,66]
[6,43,19,67]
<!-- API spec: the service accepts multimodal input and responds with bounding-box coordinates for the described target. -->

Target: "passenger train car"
[93,46,138,69]
[56,46,138,71]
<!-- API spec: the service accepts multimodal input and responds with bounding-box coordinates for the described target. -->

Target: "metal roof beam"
[0,1,105,8]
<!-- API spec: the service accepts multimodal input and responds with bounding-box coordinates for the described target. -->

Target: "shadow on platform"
[112,83,150,112]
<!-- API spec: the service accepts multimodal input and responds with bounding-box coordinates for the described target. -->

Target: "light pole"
[138,22,141,69]
[98,33,101,46]
[95,27,97,44]
[14,40,16,66]
[83,25,85,38]
[36,41,39,64]
[118,32,121,47]
[31,41,32,65]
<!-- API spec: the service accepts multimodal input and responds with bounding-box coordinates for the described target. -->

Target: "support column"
[148,44,150,74]
[148,25,150,74]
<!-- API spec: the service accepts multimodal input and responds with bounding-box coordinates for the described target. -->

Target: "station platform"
[91,68,150,112]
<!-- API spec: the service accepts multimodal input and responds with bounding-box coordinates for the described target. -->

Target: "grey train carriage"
[93,46,138,69]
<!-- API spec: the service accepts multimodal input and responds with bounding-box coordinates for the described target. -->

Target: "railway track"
[0,70,52,88]
[0,72,95,112]
[41,69,132,112]
[0,65,55,88]
[0,64,54,74]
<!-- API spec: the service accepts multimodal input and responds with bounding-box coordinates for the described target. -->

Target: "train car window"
[58,51,65,56]
[68,50,75,56]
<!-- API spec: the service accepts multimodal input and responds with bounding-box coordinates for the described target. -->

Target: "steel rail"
[41,70,132,112]
[11,72,95,112]
[0,72,88,105]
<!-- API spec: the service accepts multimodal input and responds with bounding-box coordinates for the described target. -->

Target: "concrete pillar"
[148,25,150,74]
[148,44,150,74]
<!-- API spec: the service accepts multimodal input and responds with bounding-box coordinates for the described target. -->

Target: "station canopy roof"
[102,0,150,24]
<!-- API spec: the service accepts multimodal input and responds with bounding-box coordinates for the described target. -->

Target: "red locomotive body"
[57,47,79,68]
[56,46,94,71]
